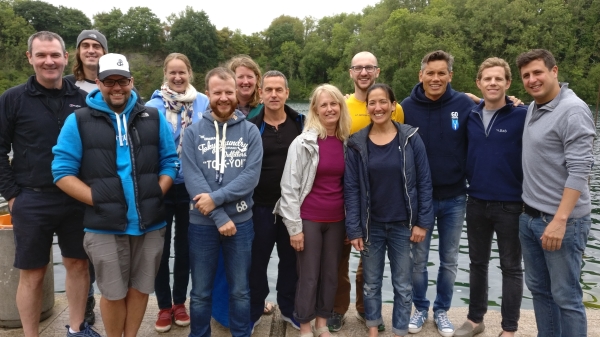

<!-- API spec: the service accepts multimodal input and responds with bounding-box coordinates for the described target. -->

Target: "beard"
[210,101,236,121]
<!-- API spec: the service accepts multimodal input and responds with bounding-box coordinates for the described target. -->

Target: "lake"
[52,101,600,310]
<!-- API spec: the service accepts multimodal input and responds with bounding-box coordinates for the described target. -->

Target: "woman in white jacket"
[275,84,351,337]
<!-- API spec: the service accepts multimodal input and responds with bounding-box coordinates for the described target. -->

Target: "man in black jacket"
[0,31,96,337]
[247,70,304,331]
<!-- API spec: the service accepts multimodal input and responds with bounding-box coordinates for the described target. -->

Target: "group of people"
[0,27,594,337]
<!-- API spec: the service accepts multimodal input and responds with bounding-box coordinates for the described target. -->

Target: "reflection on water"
[52,102,600,310]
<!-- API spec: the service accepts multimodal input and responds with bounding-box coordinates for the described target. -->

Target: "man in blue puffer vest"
[52,53,179,337]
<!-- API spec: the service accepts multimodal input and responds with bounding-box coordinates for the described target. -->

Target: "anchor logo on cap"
[117,59,123,66]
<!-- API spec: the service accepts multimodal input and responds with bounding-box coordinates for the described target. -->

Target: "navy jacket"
[344,122,434,242]
[401,83,475,199]
[0,76,87,200]
[466,98,527,202]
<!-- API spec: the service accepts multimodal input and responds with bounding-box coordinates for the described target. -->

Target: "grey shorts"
[83,227,166,300]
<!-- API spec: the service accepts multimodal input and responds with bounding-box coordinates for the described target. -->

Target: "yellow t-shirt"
[346,94,405,134]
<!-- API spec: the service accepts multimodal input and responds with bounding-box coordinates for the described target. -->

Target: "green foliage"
[2,0,600,103]
[166,7,219,74]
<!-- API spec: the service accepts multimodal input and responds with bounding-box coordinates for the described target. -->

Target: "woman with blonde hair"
[227,54,264,119]
[146,52,209,332]
[275,84,351,337]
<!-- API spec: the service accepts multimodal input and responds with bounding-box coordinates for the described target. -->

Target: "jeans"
[362,221,412,337]
[465,197,523,331]
[155,183,191,309]
[188,219,254,337]
[519,212,591,337]
[250,205,297,322]
[412,194,466,312]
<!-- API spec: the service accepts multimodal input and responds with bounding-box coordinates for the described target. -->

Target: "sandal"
[263,301,275,315]
[300,333,313,337]
[314,326,330,337]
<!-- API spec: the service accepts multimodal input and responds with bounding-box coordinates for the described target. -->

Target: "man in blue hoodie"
[181,67,263,337]
[401,50,476,337]
[52,53,179,337]
[455,57,527,337]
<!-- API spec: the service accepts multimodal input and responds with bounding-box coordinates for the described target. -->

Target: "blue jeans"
[466,197,523,331]
[412,194,466,312]
[155,183,191,309]
[188,219,254,337]
[519,212,591,337]
[362,221,413,337]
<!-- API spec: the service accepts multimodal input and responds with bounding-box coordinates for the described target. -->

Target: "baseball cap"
[77,30,108,52]
[98,53,131,80]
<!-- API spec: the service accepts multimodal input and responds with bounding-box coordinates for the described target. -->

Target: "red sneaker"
[172,304,190,327]
[155,308,172,332]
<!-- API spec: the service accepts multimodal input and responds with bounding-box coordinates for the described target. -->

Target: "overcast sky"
[46,0,382,35]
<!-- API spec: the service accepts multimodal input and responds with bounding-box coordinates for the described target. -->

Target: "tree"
[93,8,124,52]
[216,28,250,63]
[0,0,35,92]
[57,6,92,47]
[120,7,163,52]
[13,0,60,33]
[167,7,219,75]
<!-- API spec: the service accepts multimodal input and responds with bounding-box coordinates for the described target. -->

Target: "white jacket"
[274,129,320,236]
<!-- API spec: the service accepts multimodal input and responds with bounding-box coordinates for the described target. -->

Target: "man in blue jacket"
[52,53,179,337]
[401,50,476,337]
[455,57,527,337]
[0,31,95,337]
[181,67,263,337]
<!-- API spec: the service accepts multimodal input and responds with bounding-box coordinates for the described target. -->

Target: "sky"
[46,0,383,35]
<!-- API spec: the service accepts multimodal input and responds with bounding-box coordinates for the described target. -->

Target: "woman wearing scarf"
[146,53,209,333]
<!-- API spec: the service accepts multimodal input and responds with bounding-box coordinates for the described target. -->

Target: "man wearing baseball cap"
[52,53,179,337]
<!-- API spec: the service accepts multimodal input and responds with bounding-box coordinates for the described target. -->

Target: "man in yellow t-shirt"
[328,51,404,333]
[346,51,404,134]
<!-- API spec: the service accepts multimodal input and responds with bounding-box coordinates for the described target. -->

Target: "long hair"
[304,84,351,142]
[227,54,262,107]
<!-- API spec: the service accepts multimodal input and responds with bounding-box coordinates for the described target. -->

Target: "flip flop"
[263,301,275,315]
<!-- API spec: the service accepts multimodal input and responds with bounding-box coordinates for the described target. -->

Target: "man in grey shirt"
[517,49,594,337]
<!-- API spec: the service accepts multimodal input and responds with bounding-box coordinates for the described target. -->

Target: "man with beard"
[328,51,404,333]
[52,53,179,337]
[182,67,263,337]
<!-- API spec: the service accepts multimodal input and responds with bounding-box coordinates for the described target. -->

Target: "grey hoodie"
[181,109,263,227]
[522,83,595,217]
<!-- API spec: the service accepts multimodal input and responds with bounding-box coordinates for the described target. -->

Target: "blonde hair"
[477,57,511,81]
[163,53,194,84]
[227,55,262,107]
[305,84,351,142]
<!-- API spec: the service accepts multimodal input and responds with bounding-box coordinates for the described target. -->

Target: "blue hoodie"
[466,97,527,202]
[181,110,263,228]
[52,89,178,235]
[145,89,209,184]
[401,83,475,199]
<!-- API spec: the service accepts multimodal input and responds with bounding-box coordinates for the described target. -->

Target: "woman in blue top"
[345,84,434,337]
[145,52,209,333]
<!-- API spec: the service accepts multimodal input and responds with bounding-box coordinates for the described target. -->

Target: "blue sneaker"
[408,309,427,333]
[281,313,300,330]
[434,310,455,337]
[66,323,102,337]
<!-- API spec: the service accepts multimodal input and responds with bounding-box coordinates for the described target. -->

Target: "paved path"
[1,295,599,336]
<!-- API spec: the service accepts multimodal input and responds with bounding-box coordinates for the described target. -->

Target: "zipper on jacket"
[403,128,420,229]
[128,117,145,230]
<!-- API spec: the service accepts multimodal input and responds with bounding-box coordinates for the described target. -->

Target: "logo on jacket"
[69,104,81,108]
[496,129,507,133]
[451,111,459,130]
[140,112,150,117]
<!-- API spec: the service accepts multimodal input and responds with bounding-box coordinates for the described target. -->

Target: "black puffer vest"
[75,104,164,231]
